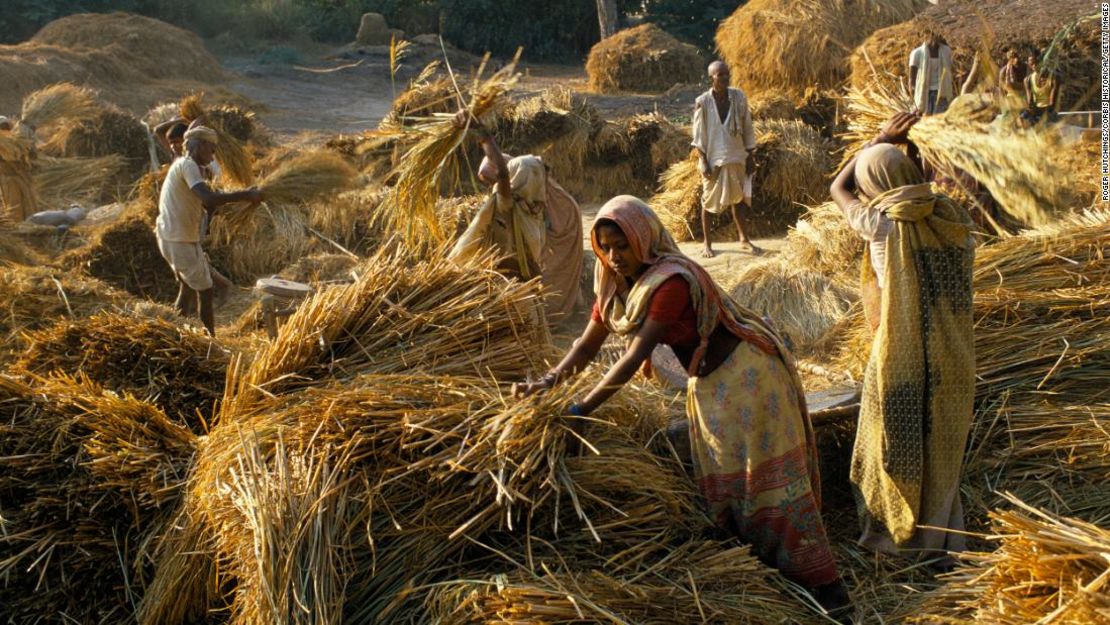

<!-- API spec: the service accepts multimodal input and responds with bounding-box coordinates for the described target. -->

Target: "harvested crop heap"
[716,0,928,98]
[585,23,704,93]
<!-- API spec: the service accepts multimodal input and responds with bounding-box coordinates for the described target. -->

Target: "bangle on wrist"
[540,371,558,386]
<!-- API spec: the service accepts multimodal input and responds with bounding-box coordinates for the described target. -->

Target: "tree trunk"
[596,0,618,40]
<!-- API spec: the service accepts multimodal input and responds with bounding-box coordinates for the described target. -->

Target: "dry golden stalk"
[32,154,123,206]
[20,83,100,130]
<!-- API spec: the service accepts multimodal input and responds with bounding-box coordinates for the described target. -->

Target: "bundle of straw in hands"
[179,93,254,186]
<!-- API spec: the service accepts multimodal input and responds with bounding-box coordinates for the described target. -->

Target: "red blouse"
[591,275,700,348]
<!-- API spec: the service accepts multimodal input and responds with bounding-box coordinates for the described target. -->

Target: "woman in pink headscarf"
[516,195,850,618]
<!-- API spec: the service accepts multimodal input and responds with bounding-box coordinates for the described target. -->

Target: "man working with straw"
[908,31,955,116]
[692,61,761,258]
[156,126,261,335]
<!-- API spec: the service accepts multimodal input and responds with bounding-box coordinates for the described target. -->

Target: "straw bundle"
[220,248,550,415]
[428,541,806,624]
[750,88,798,120]
[912,494,1110,624]
[379,53,519,250]
[585,24,704,93]
[257,150,358,206]
[780,202,866,287]
[41,105,150,184]
[0,373,197,624]
[179,93,254,186]
[19,82,100,131]
[0,229,45,267]
[728,257,858,352]
[498,87,597,177]
[716,0,927,98]
[14,311,231,425]
[32,154,124,207]
[843,82,1078,226]
[0,132,34,165]
[0,265,132,361]
[206,203,313,282]
[62,204,179,301]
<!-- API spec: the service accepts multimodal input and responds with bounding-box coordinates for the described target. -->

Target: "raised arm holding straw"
[449,110,584,320]
[155,126,262,335]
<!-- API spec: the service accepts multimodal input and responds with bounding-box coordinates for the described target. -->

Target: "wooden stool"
[255,277,313,338]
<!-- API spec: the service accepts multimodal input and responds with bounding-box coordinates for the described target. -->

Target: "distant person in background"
[908,31,955,116]
[154,118,189,159]
[156,126,261,335]
[997,48,1027,97]
[1023,50,1059,124]
[0,115,39,221]
[692,60,762,258]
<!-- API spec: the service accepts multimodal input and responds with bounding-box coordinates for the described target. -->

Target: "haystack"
[14,311,231,424]
[716,0,927,98]
[779,202,866,287]
[750,88,798,120]
[33,154,124,207]
[0,12,225,114]
[728,257,857,352]
[62,203,179,301]
[19,82,100,132]
[586,24,704,93]
[0,374,197,624]
[41,104,151,186]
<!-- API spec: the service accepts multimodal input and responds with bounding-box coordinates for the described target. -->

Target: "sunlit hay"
[716,0,928,98]
[32,154,124,207]
[911,494,1110,624]
[727,257,858,353]
[585,23,704,93]
[19,82,100,131]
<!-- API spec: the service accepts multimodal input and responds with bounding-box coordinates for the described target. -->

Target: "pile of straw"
[779,201,866,287]
[728,257,858,352]
[0,373,197,624]
[0,229,45,267]
[14,311,230,425]
[912,494,1110,624]
[32,154,124,207]
[750,88,798,120]
[716,0,927,98]
[0,265,132,361]
[62,204,179,301]
[585,23,704,93]
[19,82,100,131]
[180,93,254,186]
[41,105,151,184]
[257,150,358,205]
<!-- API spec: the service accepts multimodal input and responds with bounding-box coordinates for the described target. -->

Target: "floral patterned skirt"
[685,340,840,588]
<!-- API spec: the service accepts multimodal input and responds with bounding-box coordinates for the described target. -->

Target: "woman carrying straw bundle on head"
[448,111,584,320]
[514,195,851,620]
[830,112,976,566]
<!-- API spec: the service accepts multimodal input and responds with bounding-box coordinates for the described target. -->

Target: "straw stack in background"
[32,154,123,207]
[585,23,704,93]
[19,82,100,132]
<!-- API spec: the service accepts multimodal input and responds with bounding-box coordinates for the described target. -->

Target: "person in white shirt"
[908,32,955,116]
[691,61,762,258]
[156,126,261,335]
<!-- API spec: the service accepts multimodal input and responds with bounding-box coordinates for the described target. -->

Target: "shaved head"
[707,61,728,77]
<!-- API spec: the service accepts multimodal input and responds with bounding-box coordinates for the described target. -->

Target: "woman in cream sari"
[516,195,849,617]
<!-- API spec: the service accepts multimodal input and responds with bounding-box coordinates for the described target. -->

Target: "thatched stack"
[716,0,927,98]
[0,373,198,624]
[912,495,1110,623]
[32,154,124,207]
[650,119,835,241]
[14,311,230,424]
[586,24,705,93]
[62,203,178,301]
[41,104,151,185]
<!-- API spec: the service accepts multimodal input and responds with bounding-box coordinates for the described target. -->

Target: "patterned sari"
[592,196,840,588]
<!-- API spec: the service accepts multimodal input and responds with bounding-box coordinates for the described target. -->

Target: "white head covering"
[183,125,218,145]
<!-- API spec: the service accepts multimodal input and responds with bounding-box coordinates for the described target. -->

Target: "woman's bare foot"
[738,240,763,256]
[701,245,716,258]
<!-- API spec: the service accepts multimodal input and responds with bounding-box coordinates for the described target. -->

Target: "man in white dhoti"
[692,60,761,258]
